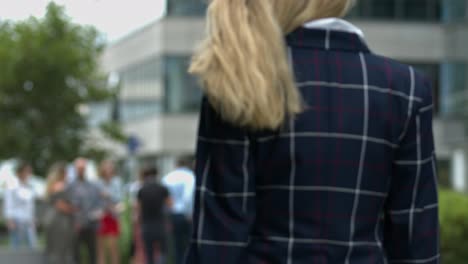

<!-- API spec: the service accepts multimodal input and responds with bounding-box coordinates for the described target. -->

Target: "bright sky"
[0,0,166,42]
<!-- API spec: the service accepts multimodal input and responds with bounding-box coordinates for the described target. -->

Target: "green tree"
[0,3,111,174]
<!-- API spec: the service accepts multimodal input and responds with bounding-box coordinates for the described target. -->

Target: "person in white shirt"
[3,161,38,249]
[161,157,195,264]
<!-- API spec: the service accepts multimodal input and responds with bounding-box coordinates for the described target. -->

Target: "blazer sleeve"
[384,78,440,263]
[185,98,256,263]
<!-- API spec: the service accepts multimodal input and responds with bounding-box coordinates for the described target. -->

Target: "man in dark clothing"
[161,158,195,264]
[137,167,172,264]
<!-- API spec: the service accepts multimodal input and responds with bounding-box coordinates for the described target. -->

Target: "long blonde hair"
[190,0,354,130]
[45,162,67,198]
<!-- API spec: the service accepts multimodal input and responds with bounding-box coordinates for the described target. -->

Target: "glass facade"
[166,0,207,17]
[110,55,202,122]
[118,58,163,122]
[164,0,465,21]
[408,62,468,117]
[440,62,468,116]
[120,100,162,122]
[349,0,467,21]
[120,58,161,98]
[163,55,202,114]
[441,0,468,22]
[87,102,113,127]
[410,63,441,114]
[164,0,467,21]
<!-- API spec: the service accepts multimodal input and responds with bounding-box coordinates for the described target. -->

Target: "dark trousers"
[74,227,96,264]
[171,214,191,264]
[142,222,167,264]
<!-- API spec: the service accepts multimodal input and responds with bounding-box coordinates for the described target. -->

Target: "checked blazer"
[186,25,439,264]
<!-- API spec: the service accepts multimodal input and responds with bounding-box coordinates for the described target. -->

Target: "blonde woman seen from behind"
[45,162,75,264]
[187,0,439,263]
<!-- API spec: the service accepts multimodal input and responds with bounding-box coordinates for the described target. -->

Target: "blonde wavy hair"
[190,0,355,130]
[45,162,67,198]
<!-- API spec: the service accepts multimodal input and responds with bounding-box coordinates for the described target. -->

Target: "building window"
[121,58,161,98]
[440,62,468,117]
[349,0,447,21]
[166,0,207,17]
[163,56,202,114]
[368,0,396,19]
[118,58,163,121]
[120,100,162,122]
[441,0,468,22]
[407,62,467,118]
[87,102,113,127]
[408,63,441,114]
[403,0,440,20]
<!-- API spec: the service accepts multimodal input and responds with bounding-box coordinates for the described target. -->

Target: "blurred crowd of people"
[1,157,195,264]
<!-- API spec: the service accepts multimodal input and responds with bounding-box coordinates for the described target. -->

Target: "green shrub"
[119,199,133,263]
[439,189,468,264]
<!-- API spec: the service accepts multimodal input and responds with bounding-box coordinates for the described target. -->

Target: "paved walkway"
[0,249,45,264]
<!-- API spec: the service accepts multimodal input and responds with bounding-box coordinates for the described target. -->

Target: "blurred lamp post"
[108,72,138,182]
[76,103,90,116]
[107,72,121,123]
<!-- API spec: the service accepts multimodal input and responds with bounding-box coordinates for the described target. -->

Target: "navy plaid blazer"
[186,26,439,264]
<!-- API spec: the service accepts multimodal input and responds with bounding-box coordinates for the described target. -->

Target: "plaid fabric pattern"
[185,27,439,264]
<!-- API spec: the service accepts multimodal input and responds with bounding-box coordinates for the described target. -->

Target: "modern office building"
[92,0,468,183]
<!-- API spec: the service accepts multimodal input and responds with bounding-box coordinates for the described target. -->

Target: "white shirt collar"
[304,18,365,39]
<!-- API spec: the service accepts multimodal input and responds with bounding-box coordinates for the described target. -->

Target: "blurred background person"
[3,161,38,250]
[138,167,172,264]
[68,157,104,264]
[161,157,194,264]
[96,160,123,264]
[44,162,76,264]
[128,169,145,203]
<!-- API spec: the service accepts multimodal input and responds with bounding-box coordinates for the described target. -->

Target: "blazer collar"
[304,18,365,38]
[287,18,370,53]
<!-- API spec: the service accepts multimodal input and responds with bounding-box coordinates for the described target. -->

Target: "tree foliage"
[0,3,110,174]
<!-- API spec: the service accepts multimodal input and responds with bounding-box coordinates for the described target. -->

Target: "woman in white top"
[3,161,38,249]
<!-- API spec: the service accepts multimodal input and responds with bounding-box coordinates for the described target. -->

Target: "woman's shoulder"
[363,54,432,103]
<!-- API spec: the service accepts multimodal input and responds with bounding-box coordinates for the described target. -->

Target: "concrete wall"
[122,114,198,156]
[101,18,205,72]
[101,22,164,72]
[161,18,205,55]
[445,23,468,61]
[355,21,446,62]
[433,118,466,158]
[102,19,468,69]
[160,114,199,153]
[88,114,199,158]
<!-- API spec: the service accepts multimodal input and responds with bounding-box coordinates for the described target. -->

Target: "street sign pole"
[127,135,141,181]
